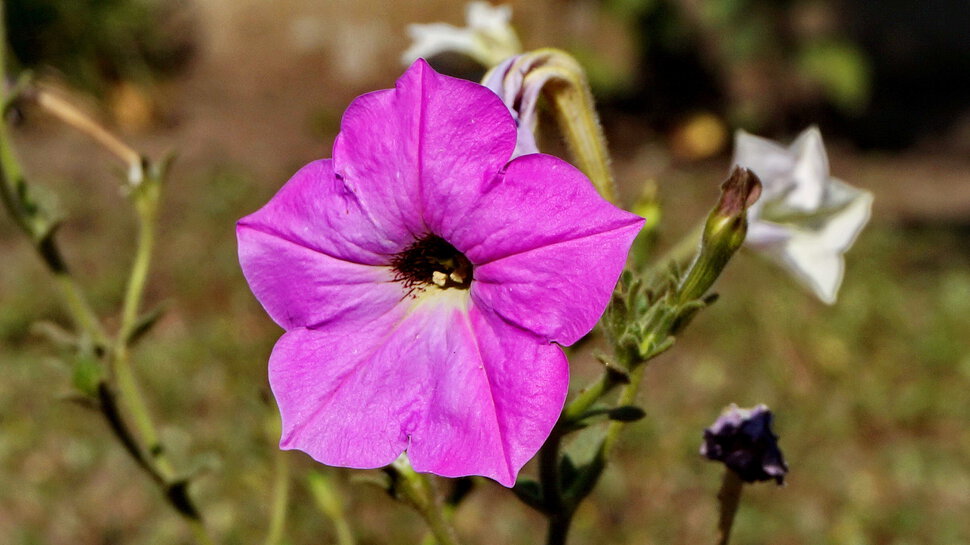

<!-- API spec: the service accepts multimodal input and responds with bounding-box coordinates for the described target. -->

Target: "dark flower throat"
[391,235,473,294]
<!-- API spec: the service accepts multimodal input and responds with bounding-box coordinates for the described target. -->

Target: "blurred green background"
[2,0,968,544]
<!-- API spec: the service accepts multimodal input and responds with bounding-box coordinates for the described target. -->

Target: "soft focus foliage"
[2,1,968,544]
[3,0,194,96]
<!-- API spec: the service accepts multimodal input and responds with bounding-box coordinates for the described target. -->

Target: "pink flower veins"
[237,60,643,486]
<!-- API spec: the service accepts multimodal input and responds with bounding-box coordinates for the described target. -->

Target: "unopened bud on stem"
[678,167,761,302]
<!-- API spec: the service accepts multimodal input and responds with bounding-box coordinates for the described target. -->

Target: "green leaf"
[511,478,544,511]
[165,479,201,520]
[71,352,102,397]
[798,40,871,113]
[559,453,580,488]
[125,303,167,346]
[607,405,647,422]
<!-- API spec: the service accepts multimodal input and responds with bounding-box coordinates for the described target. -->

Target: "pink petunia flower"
[237,59,643,486]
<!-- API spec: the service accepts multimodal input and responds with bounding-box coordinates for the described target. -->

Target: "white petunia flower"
[732,127,873,304]
[401,1,521,68]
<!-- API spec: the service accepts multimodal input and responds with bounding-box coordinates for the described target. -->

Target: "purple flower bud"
[701,404,788,485]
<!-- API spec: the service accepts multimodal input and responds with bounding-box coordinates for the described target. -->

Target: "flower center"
[391,235,473,294]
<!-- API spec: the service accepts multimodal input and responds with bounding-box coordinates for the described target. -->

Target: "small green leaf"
[511,478,544,511]
[559,453,580,488]
[639,334,675,361]
[71,353,103,397]
[607,405,647,422]
[125,303,167,346]
[165,479,201,520]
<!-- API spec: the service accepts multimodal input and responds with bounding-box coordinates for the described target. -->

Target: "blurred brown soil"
[2,4,968,544]
[8,0,968,233]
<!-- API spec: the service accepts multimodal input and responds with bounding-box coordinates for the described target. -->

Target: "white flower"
[733,127,873,304]
[401,1,521,68]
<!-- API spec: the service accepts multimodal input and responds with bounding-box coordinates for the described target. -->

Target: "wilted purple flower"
[701,404,789,485]
[237,60,643,486]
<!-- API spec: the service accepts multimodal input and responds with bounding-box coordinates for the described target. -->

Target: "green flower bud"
[678,167,762,302]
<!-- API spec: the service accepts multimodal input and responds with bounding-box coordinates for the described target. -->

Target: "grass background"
[2,1,969,544]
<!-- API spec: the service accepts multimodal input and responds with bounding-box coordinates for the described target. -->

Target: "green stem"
[263,448,291,545]
[716,470,744,545]
[392,458,462,545]
[118,178,158,341]
[107,166,175,475]
[602,364,647,454]
[0,26,108,346]
[107,173,164,464]
[532,49,616,203]
[308,471,356,545]
[538,430,564,513]
[560,372,619,425]
[113,346,174,473]
[546,512,573,545]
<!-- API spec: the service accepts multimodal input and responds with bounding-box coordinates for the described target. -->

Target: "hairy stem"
[531,49,616,203]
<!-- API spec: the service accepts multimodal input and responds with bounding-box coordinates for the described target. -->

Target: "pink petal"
[237,224,401,330]
[442,154,644,345]
[440,154,643,264]
[471,229,638,346]
[270,295,567,487]
[238,159,400,266]
[237,159,408,329]
[408,302,568,486]
[333,59,516,242]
